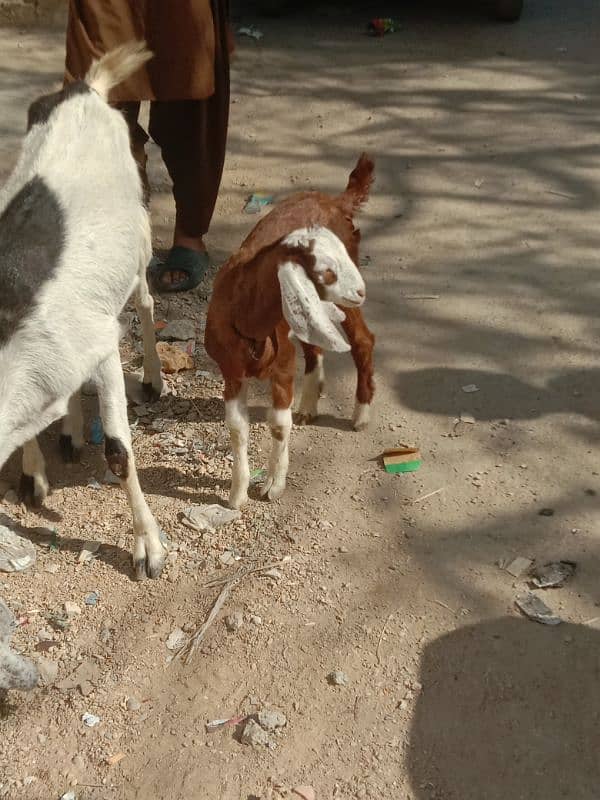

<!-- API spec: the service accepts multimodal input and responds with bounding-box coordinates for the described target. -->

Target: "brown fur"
[205,153,376,414]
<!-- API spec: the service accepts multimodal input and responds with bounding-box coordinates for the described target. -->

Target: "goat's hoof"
[142,381,163,403]
[229,491,249,510]
[261,476,285,501]
[133,551,166,581]
[295,411,316,426]
[18,474,48,507]
[352,402,371,432]
[59,434,81,463]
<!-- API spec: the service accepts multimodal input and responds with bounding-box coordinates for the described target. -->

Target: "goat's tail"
[85,41,152,101]
[338,153,375,215]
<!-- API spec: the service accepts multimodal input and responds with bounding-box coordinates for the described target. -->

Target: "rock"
[225,611,244,632]
[82,712,101,727]
[166,627,187,651]
[126,696,142,711]
[0,520,36,573]
[240,718,271,747]
[249,614,262,626]
[182,504,241,533]
[158,319,196,341]
[78,541,101,564]
[257,709,287,732]
[292,787,316,800]
[60,792,76,800]
[64,602,81,618]
[37,656,58,685]
[44,563,60,574]
[328,670,349,686]
[156,342,195,374]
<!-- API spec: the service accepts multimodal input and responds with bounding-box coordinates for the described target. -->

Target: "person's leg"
[114,101,151,206]
[147,0,230,292]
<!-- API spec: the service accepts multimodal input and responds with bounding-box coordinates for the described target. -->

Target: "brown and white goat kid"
[0,43,165,579]
[205,157,374,509]
[222,154,375,432]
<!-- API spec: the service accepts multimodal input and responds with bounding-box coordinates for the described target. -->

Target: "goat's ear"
[278,261,350,352]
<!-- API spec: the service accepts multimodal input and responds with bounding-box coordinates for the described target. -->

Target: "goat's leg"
[341,307,375,431]
[225,379,250,510]
[135,271,163,402]
[296,344,324,425]
[59,391,85,463]
[95,349,166,580]
[263,367,294,502]
[19,438,49,507]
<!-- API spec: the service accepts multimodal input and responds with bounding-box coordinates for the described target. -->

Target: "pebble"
[44,563,60,574]
[166,627,187,651]
[328,670,349,686]
[126,696,141,712]
[158,319,196,341]
[249,614,262,626]
[240,718,271,747]
[82,712,101,727]
[257,709,287,732]
[225,611,244,632]
[37,656,58,685]
[292,787,316,800]
[64,601,82,618]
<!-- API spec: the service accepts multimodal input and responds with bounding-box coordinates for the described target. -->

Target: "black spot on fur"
[0,177,64,344]
[105,436,129,479]
[27,80,89,131]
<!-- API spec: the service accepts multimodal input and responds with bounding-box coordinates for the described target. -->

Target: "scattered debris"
[539,508,555,517]
[461,384,480,394]
[82,712,101,728]
[225,611,244,632]
[504,556,533,578]
[257,709,287,732]
[368,17,397,36]
[327,670,349,686]
[156,341,195,373]
[90,416,104,444]
[292,787,316,800]
[241,718,271,747]
[382,447,422,474]
[166,627,187,651]
[126,696,141,712]
[0,520,36,573]
[244,193,274,214]
[205,713,246,732]
[531,560,576,589]
[158,319,196,341]
[515,592,562,626]
[219,548,242,566]
[78,541,101,564]
[238,25,264,40]
[63,601,82,618]
[412,487,444,504]
[182,504,241,533]
[56,659,100,696]
[84,591,100,607]
[105,752,126,766]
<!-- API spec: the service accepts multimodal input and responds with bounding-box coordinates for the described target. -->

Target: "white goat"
[0,42,165,579]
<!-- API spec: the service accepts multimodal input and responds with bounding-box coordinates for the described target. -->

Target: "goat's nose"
[357,288,365,299]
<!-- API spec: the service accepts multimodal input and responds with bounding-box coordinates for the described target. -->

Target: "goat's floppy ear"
[278,261,350,352]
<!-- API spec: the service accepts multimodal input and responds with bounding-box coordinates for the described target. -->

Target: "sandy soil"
[1,1,600,798]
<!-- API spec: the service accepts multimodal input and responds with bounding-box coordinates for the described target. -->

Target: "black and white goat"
[0,43,165,579]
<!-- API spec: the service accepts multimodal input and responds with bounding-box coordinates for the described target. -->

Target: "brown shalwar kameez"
[65,0,231,238]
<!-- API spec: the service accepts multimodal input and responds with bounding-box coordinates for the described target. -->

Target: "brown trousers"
[117,0,230,238]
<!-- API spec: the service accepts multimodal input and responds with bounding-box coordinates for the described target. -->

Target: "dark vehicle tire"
[491,0,524,22]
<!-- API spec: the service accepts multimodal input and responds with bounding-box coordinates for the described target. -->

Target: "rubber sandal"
[148,246,210,293]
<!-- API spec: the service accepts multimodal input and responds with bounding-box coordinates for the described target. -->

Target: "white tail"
[85,41,153,101]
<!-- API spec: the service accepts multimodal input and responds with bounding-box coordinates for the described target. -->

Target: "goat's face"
[283,227,366,308]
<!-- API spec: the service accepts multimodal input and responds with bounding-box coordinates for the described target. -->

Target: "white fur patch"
[278,261,350,352]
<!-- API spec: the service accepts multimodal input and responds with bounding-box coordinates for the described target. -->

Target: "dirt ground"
[2,1,600,798]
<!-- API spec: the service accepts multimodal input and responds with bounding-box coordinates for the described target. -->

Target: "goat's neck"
[231,251,285,342]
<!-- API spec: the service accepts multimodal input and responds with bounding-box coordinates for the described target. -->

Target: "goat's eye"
[322,268,337,286]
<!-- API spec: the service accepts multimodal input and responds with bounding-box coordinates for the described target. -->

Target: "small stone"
[158,319,196,341]
[126,696,141,711]
[78,541,101,564]
[249,614,262,626]
[225,611,244,632]
[44,563,60,574]
[37,656,58,685]
[240,718,271,747]
[504,556,533,578]
[539,508,555,517]
[82,712,101,727]
[64,601,81,618]
[166,627,187,651]
[257,709,287,732]
[328,670,349,686]
[292,787,316,800]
